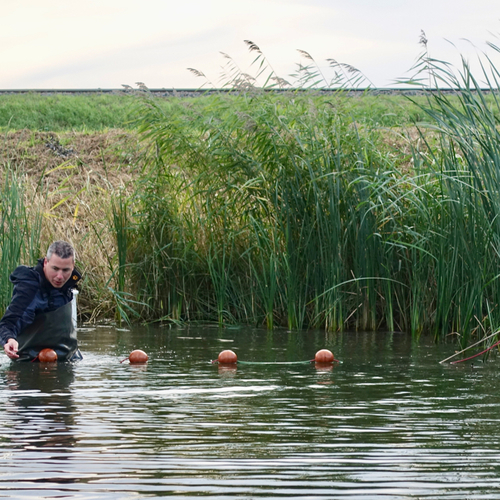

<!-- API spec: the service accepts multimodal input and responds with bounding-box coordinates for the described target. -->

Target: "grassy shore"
[1,70,500,346]
[0,93,139,131]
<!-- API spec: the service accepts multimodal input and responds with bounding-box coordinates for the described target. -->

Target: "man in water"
[0,241,82,361]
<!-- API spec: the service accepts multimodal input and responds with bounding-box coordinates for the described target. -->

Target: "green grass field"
[0,90,429,131]
[0,93,139,131]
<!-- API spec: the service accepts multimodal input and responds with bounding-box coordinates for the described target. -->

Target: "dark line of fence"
[0,87,492,97]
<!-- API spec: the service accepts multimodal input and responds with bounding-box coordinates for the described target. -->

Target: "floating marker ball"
[39,348,58,363]
[218,350,237,364]
[129,349,148,364]
[315,349,334,364]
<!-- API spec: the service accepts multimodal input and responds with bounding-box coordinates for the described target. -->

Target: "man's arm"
[0,274,39,357]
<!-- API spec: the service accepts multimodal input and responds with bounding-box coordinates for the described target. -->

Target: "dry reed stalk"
[1,129,142,321]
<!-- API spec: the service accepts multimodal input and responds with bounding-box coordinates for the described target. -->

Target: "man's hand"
[4,338,19,359]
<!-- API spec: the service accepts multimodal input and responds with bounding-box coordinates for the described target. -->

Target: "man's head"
[43,241,75,288]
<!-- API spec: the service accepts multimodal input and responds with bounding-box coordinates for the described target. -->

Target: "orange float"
[39,348,58,363]
[218,349,237,364]
[129,349,148,364]
[314,349,334,364]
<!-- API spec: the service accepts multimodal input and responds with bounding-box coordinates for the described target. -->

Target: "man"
[0,241,82,361]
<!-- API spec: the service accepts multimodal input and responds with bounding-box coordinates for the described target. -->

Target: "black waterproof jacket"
[0,258,81,346]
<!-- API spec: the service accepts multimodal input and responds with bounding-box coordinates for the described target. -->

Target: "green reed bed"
[105,65,495,343]
[407,54,500,345]
[3,59,500,344]
[124,92,412,331]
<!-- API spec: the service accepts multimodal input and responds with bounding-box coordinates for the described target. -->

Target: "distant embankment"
[0,87,471,97]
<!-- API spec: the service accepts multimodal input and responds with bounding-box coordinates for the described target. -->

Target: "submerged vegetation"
[2,39,500,347]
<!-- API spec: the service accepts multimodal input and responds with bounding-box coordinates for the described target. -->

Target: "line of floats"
[34,347,340,367]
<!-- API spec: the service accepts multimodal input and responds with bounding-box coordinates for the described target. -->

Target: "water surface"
[1,326,499,499]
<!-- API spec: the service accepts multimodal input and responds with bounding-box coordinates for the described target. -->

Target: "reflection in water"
[218,364,237,377]
[314,362,334,372]
[3,362,76,453]
[1,328,500,498]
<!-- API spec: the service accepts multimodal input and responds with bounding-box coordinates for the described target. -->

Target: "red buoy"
[218,350,237,364]
[129,349,148,364]
[39,348,58,363]
[315,349,334,364]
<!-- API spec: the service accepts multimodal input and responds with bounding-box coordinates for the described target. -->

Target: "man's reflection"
[3,362,77,454]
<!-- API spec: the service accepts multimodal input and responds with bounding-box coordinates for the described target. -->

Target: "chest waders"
[16,301,82,362]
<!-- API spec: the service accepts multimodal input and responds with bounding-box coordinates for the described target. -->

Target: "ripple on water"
[1,329,500,498]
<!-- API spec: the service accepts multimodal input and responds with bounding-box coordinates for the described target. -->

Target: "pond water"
[1,325,500,499]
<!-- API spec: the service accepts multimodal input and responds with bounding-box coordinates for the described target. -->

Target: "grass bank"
[0,93,139,131]
[0,90,427,131]
[0,127,142,320]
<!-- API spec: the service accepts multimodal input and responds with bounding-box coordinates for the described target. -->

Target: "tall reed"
[127,69,500,344]
[23,41,493,344]
[0,163,42,313]
[401,49,500,345]
[129,92,412,330]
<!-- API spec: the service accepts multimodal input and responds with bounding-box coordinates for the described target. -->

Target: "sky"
[1,0,500,89]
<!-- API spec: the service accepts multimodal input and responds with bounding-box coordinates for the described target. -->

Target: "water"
[1,326,500,499]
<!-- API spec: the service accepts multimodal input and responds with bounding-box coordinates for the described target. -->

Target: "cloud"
[1,0,500,88]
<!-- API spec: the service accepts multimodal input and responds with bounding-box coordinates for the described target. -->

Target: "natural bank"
[0,127,142,320]
[1,83,500,347]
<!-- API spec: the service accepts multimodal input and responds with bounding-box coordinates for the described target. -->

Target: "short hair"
[46,241,75,261]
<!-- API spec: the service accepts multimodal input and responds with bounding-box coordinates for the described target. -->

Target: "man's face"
[43,254,74,288]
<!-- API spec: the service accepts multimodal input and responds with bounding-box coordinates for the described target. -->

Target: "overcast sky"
[2,0,500,89]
